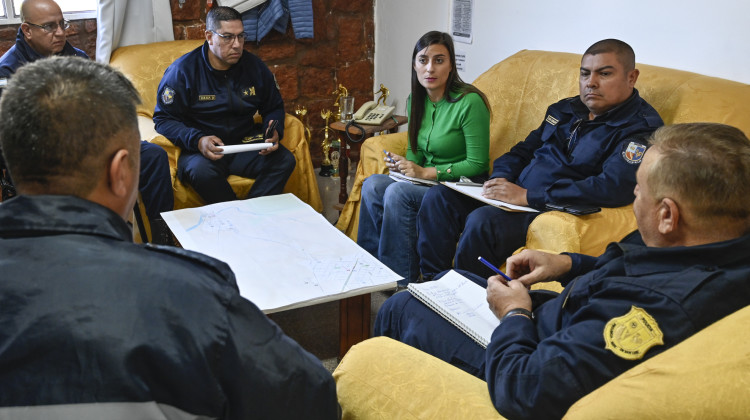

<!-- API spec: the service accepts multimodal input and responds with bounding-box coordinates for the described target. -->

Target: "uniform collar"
[570,89,642,127]
[613,233,750,277]
[0,195,133,242]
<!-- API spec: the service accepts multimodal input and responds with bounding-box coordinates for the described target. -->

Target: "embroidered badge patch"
[622,141,647,164]
[604,306,664,360]
[198,95,216,101]
[243,134,264,143]
[161,87,175,105]
[545,115,559,126]
[242,87,256,97]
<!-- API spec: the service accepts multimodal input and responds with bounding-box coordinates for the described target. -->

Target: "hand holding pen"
[478,256,513,282]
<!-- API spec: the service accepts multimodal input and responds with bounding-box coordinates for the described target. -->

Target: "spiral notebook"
[407,270,500,348]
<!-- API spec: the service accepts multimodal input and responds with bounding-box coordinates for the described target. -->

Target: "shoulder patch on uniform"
[242,87,256,97]
[622,141,647,164]
[161,86,175,105]
[604,305,664,360]
[545,114,559,126]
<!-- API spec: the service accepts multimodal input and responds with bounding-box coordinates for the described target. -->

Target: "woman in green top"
[358,31,491,284]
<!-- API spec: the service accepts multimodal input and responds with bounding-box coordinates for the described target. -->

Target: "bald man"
[0,0,174,244]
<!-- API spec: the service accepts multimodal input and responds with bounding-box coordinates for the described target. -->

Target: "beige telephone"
[353,101,396,125]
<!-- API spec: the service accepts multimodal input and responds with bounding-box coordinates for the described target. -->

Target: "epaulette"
[142,243,238,288]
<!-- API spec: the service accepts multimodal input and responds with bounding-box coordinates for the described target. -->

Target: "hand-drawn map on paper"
[162,194,400,313]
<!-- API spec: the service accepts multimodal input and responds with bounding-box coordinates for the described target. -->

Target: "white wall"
[374,0,750,120]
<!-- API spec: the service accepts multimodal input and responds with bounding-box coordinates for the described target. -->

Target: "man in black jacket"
[0,0,174,244]
[0,57,338,419]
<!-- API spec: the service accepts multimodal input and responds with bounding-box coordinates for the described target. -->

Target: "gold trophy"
[332,84,349,122]
[319,109,334,177]
[375,83,390,106]
[294,104,312,144]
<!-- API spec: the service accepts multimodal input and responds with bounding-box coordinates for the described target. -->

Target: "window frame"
[0,0,96,25]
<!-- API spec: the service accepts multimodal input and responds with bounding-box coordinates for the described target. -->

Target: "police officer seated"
[417,39,664,281]
[375,123,750,419]
[153,6,296,204]
[0,57,338,419]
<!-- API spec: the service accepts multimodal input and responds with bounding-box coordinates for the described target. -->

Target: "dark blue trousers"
[417,185,540,279]
[139,141,173,221]
[177,144,295,204]
[374,269,490,377]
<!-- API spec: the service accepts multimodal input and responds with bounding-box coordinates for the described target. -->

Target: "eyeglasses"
[210,30,247,44]
[25,20,70,33]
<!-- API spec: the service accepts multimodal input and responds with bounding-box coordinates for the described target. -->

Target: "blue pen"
[478,256,513,282]
[383,149,396,164]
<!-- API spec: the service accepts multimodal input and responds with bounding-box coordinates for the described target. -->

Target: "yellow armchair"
[333,305,750,419]
[336,49,750,258]
[110,40,322,213]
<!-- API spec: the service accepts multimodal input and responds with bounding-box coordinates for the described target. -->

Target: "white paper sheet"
[162,194,401,313]
[217,143,273,154]
[442,182,539,213]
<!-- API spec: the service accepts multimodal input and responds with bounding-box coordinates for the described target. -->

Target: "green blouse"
[406,91,490,181]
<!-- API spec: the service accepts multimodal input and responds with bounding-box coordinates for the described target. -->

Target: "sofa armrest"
[335,132,408,240]
[333,336,505,420]
[564,305,750,419]
[526,205,637,256]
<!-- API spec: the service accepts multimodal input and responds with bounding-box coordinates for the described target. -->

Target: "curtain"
[96,0,175,64]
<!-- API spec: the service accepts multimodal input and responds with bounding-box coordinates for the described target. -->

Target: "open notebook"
[388,171,439,186]
[442,182,537,212]
[407,270,500,348]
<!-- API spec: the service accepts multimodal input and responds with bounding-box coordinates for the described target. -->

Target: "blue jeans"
[357,174,430,284]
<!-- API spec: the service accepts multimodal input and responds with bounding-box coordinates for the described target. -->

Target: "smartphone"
[265,119,279,140]
[545,203,601,215]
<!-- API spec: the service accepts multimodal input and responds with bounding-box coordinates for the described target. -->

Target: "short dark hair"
[584,39,636,72]
[206,6,242,32]
[648,123,750,224]
[0,56,141,196]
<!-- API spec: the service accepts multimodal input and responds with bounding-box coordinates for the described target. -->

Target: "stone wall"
[0,0,375,166]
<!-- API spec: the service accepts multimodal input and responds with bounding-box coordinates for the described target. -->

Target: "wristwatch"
[500,308,533,324]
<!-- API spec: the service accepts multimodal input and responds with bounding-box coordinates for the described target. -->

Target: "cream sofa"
[110,40,323,233]
[334,305,750,419]
[335,49,750,259]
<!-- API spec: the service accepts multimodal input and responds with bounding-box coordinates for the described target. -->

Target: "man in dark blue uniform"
[417,39,663,280]
[0,0,174,244]
[153,6,295,204]
[0,56,338,420]
[376,123,750,419]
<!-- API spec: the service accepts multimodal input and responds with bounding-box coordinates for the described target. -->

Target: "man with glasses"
[154,6,295,204]
[0,0,175,245]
